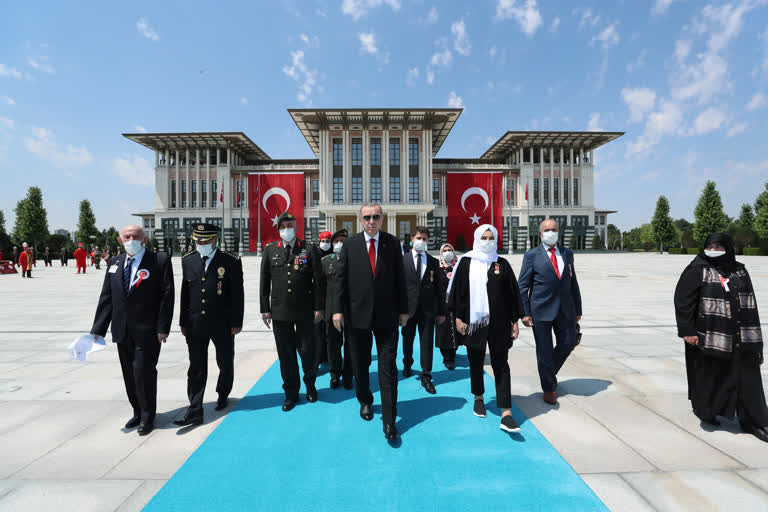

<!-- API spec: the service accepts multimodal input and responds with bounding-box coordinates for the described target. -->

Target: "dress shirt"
[412,249,427,279]
[125,247,146,285]
[364,231,380,263]
[541,243,564,276]
[201,247,217,272]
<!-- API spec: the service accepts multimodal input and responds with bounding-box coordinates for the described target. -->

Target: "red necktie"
[368,238,376,276]
[549,248,561,279]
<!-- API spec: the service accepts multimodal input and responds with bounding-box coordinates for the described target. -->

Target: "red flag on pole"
[525,183,528,201]
[248,172,305,252]
[506,179,511,202]
[446,172,503,249]
[219,184,224,204]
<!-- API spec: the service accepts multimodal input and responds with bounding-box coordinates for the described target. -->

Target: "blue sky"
[1,0,767,232]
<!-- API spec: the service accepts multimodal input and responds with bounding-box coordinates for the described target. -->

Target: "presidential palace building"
[126,108,623,253]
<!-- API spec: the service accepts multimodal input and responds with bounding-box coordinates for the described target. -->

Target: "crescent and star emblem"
[461,187,489,225]
[262,187,291,226]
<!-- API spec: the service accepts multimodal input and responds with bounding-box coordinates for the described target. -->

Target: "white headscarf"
[448,224,499,334]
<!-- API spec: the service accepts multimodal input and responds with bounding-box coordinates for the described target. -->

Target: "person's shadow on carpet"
[369,396,467,440]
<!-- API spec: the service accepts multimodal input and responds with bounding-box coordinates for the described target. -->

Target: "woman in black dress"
[447,224,523,433]
[436,243,459,369]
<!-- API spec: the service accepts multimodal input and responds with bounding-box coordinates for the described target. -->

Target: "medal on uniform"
[294,265,299,270]
[494,263,500,275]
[217,281,223,295]
[217,267,225,277]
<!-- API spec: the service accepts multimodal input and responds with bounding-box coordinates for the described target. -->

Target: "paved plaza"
[0,253,767,511]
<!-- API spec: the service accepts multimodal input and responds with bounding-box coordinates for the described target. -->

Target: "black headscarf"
[693,232,737,274]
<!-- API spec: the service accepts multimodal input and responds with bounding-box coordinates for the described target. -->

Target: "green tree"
[76,199,99,245]
[754,182,768,220]
[650,195,677,252]
[756,204,768,241]
[99,226,120,252]
[0,209,11,254]
[591,233,604,249]
[693,181,729,245]
[47,233,70,254]
[11,186,50,251]
[737,204,756,230]
[673,218,695,248]
[606,224,621,249]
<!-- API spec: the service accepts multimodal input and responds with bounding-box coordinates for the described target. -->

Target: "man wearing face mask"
[313,231,334,371]
[174,223,244,427]
[518,219,582,405]
[260,212,324,411]
[90,225,175,435]
[318,228,354,389]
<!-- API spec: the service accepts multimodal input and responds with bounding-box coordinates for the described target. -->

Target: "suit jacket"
[180,249,244,332]
[518,244,582,322]
[403,251,446,319]
[90,251,175,343]
[259,238,322,322]
[334,231,408,330]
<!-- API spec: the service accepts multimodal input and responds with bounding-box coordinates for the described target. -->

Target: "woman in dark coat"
[436,243,459,370]
[674,233,768,442]
[447,224,523,433]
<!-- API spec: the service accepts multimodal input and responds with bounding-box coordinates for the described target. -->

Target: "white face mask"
[541,231,559,246]
[122,240,143,256]
[477,240,496,253]
[319,242,331,251]
[196,243,215,257]
[280,227,296,243]
[333,241,343,253]
[704,250,726,258]
[442,251,455,261]
[413,239,427,252]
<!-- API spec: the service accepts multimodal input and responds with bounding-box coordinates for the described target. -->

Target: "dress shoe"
[421,377,436,394]
[137,422,153,436]
[342,379,354,390]
[330,376,340,389]
[282,399,297,412]
[124,416,141,429]
[173,413,203,427]
[543,391,557,405]
[306,384,318,403]
[402,366,412,378]
[360,404,373,421]
[215,398,229,411]
[742,423,768,443]
[445,361,456,371]
[384,423,398,441]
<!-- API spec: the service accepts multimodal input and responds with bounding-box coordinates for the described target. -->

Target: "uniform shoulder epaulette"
[321,253,335,262]
[182,250,198,259]
[266,241,277,249]
[221,250,240,260]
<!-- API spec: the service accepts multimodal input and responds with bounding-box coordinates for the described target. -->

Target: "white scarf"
[447,224,499,334]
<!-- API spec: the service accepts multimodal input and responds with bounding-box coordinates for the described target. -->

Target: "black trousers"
[185,326,235,415]
[436,311,457,365]
[401,309,435,377]
[467,339,512,409]
[117,332,161,423]
[350,326,398,426]
[532,316,577,392]
[328,324,353,382]
[314,320,329,366]
[273,318,316,401]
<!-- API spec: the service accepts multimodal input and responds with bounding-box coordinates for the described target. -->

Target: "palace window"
[191,180,197,208]
[433,178,440,206]
[352,177,363,203]
[506,178,515,206]
[390,176,400,203]
[574,178,579,206]
[312,179,319,206]
[170,180,177,208]
[181,180,187,208]
[543,178,550,206]
[533,178,540,207]
[211,180,218,207]
[408,176,419,203]
[553,178,559,206]
[563,178,569,206]
[371,177,382,203]
[333,177,343,204]
[201,180,207,208]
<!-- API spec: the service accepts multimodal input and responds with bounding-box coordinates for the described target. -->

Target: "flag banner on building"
[446,171,504,249]
[248,172,305,252]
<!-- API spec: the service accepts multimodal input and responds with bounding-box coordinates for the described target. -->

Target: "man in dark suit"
[401,226,446,394]
[91,224,175,435]
[260,211,323,412]
[174,224,244,427]
[518,219,582,405]
[333,203,409,441]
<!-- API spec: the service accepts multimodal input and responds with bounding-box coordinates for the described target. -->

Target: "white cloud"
[359,32,378,54]
[23,126,93,166]
[489,45,497,57]
[653,0,680,15]
[621,87,657,123]
[573,7,600,29]
[746,92,767,111]
[426,69,435,84]
[0,64,23,79]
[672,53,729,105]
[0,116,15,130]
[627,101,684,155]
[726,122,748,137]
[282,49,320,105]
[111,155,154,187]
[447,91,464,109]
[587,112,605,131]
[496,0,542,37]
[626,50,647,72]
[299,34,320,48]
[315,8,328,18]
[406,67,419,86]
[27,56,55,74]
[674,39,692,62]
[430,49,452,68]
[424,6,438,24]
[134,125,147,133]
[690,107,726,135]
[136,17,159,41]
[341,0,401,21]
[451,19,471,56]
[240,97,248,105]
[550,17,560,32]
[1,95,14,105]
[591,23,620,49]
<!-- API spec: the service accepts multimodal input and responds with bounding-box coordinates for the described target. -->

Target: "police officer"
[319,229,354,389]
[174,223,244,427]
[260,211,323,411]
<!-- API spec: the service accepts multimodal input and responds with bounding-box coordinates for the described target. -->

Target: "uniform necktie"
[549,248,560,279]
[285,244,291,261]
[368,238,376,276]
[124,258,133,294]
[416,253,422,280]
[202,256,208,271]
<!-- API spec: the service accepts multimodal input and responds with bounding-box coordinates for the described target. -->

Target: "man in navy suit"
[518,219,582,405]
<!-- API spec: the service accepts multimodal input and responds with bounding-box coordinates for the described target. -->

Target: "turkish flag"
[446,172,503,249]
[248,173,305,252]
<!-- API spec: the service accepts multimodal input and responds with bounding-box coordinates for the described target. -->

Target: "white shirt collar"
[126,247,146,264]
[364,231,380,243]
[412,249,425,258]
[541,243,560,255]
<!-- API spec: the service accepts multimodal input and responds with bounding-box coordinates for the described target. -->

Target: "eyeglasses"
[362,215,381,221]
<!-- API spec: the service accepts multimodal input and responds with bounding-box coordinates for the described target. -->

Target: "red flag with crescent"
[446,172,503,249]
[248,173,305,252]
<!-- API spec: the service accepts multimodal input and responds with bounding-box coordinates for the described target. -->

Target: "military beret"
[331,228,348,242]
[191,222,221,242]
[277,211,296,227]
[319,231,332,240]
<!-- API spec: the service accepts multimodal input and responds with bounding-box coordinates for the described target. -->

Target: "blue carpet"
[144,333,608,512]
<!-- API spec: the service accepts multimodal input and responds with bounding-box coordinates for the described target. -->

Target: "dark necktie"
[124,258,133,294]
[549,248,561,279]
[202,256,209,272]
[368,238,376,276]
[285,244,292,261]
[416,253,422,280]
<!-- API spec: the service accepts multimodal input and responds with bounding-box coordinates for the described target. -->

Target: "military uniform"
[260,212,322,405]
[312,231,333,369]
[177,224,244,423]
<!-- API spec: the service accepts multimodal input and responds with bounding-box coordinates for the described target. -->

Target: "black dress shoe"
[421,377,436,394]
[124,416,141,429]
[282,399,297,412]
[306,384,318,403]
[330,376,340,389]
[173,413,203,427]
[137,422,154,436]
[342,378,354,390]
[384,423,398,440]
[360,404,373,421]
[215,398,229,411]
[742,423,768,443]
[402,366,412,378]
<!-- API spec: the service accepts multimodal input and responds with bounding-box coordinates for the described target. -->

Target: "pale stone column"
[421,129,429,204]
[363,129,371,203]
[559,147,564,207]
[569,147,574,206]
[175,150,180,210]
[390,212,397,237]
[382,130,389,204]
[156,162,168,210]
[549,146,554,207]
[539,148,544,207]
[401,129,408,204]
[318,131,327,204]
[441,173,447,206]
[206,147,211,210]
[343,130,351,204]
[155,150,159,167]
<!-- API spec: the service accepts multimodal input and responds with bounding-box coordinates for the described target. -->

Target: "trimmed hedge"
[744,247,763,256]
[668,248,685,254]
[686,248,699,254]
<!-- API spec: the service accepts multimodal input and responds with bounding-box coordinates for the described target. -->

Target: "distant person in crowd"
[90,225,175,436]
[674,233,768,443]
[314,230,334,370]
[447,224,523,433]
[12,246,19,266]
[401,226,446,394]
[436,243,459,370]
[93,246,102,270]
[43,247,52,267]
[519,219,582,406]
[60,246,68,266]
[74,243,87,273]
[333,203,408,441]
[400,234,411,256]
[18,243,34,278]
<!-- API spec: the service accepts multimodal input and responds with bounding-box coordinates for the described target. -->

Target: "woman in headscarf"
[674,233,768,442]
[447,224,524,433]
[436,243,459,370]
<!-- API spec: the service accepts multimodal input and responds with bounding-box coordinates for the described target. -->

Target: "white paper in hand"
[68,334,107,361]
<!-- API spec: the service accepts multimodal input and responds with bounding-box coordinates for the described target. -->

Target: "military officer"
[313,230,334,370]
[319,228,354,389]
[260,211,323,411]
[174,223,244,427]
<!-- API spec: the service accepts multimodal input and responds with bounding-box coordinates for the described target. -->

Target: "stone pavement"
[0,253,766,511]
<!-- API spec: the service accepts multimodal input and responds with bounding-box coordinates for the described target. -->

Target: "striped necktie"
[124,258,133,294]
